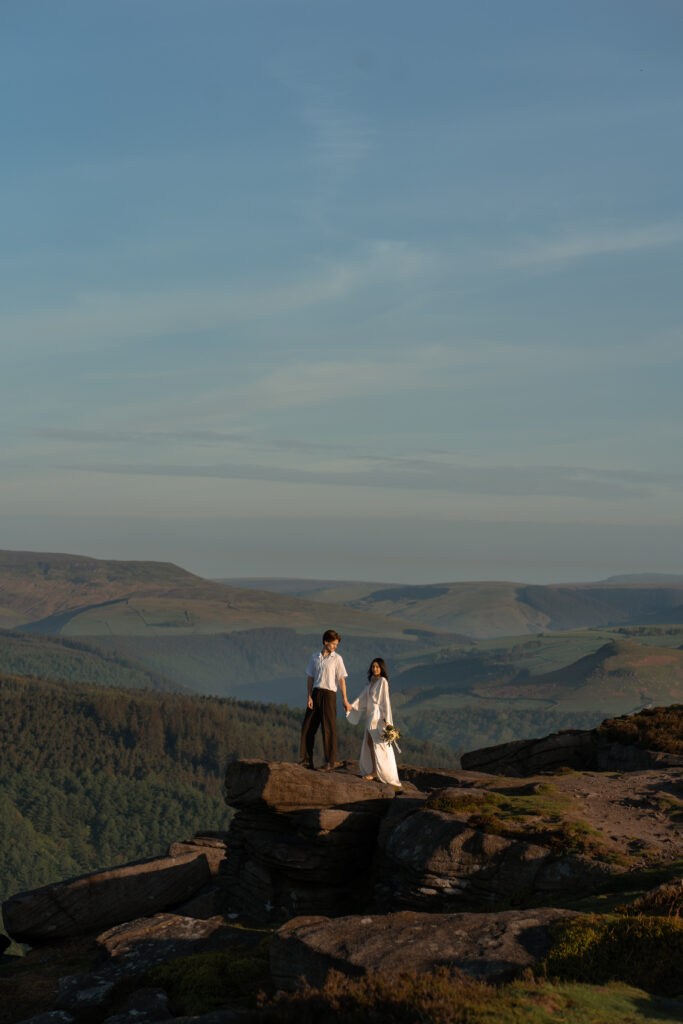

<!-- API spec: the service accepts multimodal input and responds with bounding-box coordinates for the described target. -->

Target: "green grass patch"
[427,783,620,860]
[148,939,272,1014]
[616,878,683,918]
[544,914,683,996]
[252,968,683,1022]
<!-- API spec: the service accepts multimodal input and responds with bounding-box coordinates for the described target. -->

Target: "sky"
[2,0,683,583]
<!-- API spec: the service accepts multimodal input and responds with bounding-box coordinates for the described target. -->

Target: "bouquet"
[382,723,402,752]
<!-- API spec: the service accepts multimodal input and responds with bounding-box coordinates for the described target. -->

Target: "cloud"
[59,456,683,501]
[307,105,375,170]
[505,222,683,268]
[251,343,451,410]
[30,428,247,445]
[0,240,431,354]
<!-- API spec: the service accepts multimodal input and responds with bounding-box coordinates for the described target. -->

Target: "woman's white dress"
[346,676,401,787]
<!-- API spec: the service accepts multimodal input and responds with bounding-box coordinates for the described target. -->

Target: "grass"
[543,914,683,997]
[426,782,621,861]
[148,938,272,1014]
[597,705,683,756]
[616,879,683,918]
[251,968,683,1023]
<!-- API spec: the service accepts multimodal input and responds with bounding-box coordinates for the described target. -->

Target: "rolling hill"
[226,577,683,637]
[480,638,683,712]
[389,634,683,752]
[0,550,445,640]
[0,630,186,693]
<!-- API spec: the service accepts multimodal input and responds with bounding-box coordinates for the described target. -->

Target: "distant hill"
[0,550,443,640]
[272,579,683,637]
[217,577,396,599]
[90,628,450,704]
[384,629,683,750]
[600,572,683,584]
[0,630,186,693]
[484,638,683,712]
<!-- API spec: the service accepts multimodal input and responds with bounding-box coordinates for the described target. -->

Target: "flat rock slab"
[376,769,683,910]
[223,759,397,812]
[271,908,576,990]
[98,912,263,962]
[56,914,264,1015]
[461,729,683,776]
[3,852,211,943]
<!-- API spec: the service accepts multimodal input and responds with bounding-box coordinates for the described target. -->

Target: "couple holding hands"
[299,629,402,788]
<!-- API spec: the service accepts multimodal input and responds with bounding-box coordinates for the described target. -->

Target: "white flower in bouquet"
[382,723,401,750]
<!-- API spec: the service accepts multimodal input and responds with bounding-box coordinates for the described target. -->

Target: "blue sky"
[2,0,683,582]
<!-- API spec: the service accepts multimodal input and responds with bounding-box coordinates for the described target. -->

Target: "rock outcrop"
[220,760,399,922]
[374,770,683,910]
[3,731,683,1022]
[3,851,211,944]
[461,728,683,776]
[270,907,577,989]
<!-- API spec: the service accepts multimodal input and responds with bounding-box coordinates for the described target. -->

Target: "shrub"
[597,705,683,755]
[544,913,683,996]
[251,968,682,1023]
[616,878,683,918]
[148,939,271,1013]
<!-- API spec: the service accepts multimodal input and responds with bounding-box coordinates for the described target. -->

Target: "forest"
[0,672,459,915]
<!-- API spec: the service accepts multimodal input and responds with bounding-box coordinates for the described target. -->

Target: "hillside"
[385,631,683,750]
[0,630,186,693]
[233,576,683,637]
[89,628,452,704]
[0,672,459,915]
[481,639,683,712]
[0,549,443,640]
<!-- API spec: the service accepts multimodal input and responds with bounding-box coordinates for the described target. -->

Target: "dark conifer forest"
[0,672,459,912]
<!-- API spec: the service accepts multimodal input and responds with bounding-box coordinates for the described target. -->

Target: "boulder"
[3,852,211,943]
[101,987,170,1023]
[375,803,612,910]
[56,914,265,1016]
[15,1014,75,1024]
[398,766,489,791]
[270,907,577,990]
[168,832,230,876]
[219,760,399,922]
[461,729,683,777]
[98,912,263,961]
[375,769,683,910]
[220,804,388,922]
[461,730,597,776]
[222,759,397,812]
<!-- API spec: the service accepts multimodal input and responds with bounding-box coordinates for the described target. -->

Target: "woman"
[346,657,401,787]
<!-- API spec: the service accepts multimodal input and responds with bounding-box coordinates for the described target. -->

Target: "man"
[299,629,351,770]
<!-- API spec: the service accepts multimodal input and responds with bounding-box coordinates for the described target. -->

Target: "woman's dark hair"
[367,657,389,683]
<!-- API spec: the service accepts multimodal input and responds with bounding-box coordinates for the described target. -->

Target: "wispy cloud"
[29,428,248,445]
[0,240,430,353]
[505,222,683,267]
[306,106,375,173]
[60,457,683,501]
[251,344,452,410]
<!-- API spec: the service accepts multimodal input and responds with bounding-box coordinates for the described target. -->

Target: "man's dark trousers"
[300,688,338,765]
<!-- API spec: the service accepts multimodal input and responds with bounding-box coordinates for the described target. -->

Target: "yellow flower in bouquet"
[382,723,401,749]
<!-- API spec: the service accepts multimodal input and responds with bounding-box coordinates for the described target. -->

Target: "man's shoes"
[299,758,314,770]
[321,761,342,771]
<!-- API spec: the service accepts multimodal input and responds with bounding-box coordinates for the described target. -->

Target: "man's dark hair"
[322,629,341,644]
